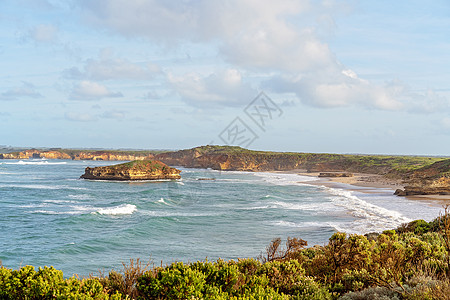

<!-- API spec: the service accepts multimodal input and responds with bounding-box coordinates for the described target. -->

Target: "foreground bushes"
[0,265,122,299]
[2,209,450,299]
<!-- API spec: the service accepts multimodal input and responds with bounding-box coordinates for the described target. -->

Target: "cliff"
[155,146,304,171]
[154,146,450,195]
[394,159,450,196]
[3,145,449,195]
[154,146,443,175]
[80,160,181,181]
[0,149,154,161]
[71,151,153,161]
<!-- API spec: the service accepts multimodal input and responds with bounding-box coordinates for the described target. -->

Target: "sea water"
[0,159,444,276]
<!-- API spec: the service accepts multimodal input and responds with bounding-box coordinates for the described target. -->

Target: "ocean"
[0,159,443,276]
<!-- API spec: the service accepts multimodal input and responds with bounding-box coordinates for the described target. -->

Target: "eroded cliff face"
[153,146,394,173]
[80,160,181,180]
[1,149,153,161]
[394,159,450,196]
[41,151,72,159]
[155,149,303,171]
[72,152,153,161]
[1,150,71,159]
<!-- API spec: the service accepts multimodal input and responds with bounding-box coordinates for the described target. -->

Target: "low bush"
[0,265,121,299]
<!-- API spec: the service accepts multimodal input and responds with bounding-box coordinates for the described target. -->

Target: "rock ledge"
[80,160,181,181]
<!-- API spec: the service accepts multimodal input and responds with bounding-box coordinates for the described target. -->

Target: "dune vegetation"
[1,207,450,299]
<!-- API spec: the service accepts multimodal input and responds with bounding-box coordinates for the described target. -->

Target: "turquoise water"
[0,159,443,276]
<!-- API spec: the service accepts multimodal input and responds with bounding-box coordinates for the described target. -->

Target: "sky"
[1,0,450,155]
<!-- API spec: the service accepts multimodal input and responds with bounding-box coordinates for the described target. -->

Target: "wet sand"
[273,169,450,204]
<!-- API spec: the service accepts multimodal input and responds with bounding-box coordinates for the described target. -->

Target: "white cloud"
[70,81,123,100]
[101,109,125,120]
[64,112,98,122]
[169,69,256,107]
[78,0,448,112]
[263,69,450,112]
[79,0,331,72]
[64,52,160,81]
[0,82,42,100]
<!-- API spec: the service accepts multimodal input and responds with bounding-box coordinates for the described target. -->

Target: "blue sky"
[1,0,449,155]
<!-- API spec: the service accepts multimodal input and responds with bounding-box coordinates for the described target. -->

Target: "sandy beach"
[273,169,450,205]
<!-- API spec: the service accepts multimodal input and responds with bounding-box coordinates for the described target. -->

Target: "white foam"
[271,220,339,229]
[44,199,78,204]
[96,204,137,215]
[264,200,336,212]
[4,160,67,165]
[271,220,299,227]
[143,210,217,217]
[32,210,83,215]
[156,198,171,205]
[67,194,91,200]
[322,186,411,233]
[0,184,87,190]
[0,184,61,190]
[18,203,49,208]
[252,172,318,186]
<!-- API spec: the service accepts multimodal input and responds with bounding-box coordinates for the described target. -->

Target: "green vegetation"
[2,208,450,299]
[188,145,446,176]
[110,160,169,172]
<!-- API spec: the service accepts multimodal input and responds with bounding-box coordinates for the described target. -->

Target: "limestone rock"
[318,172,353,178]
[80,160,181,181]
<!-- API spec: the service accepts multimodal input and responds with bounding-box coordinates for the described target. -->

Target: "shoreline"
[271,169,450,206]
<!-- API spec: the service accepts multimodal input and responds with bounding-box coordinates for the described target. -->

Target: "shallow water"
[0,159,443,276]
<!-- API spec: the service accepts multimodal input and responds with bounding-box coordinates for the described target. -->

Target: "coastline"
[272,169,450,206]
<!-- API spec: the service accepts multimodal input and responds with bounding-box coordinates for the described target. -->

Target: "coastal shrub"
[0,265,121,299]
[102,258,150,299]
[299,226,450,296]
[137,261,206,299]
[136,258,332,299]
[339,286,401,300]
[260,237,307,263]
[396,219,431,235]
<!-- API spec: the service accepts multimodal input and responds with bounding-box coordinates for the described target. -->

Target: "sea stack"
[80,160,181,180]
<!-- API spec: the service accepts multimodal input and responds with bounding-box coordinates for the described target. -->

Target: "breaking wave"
[95,204,137,215]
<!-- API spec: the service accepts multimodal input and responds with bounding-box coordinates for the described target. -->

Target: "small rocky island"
[80,160,181,181]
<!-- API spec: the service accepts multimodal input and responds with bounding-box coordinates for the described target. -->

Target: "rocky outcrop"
[80,160,181,181]
[394,186,450,196]
[318,172,353,177]
[153,146,403,173]
[394,160,450,196]
[0,149,154,161]
[40,151,72,159]
[394,176,450,196]
[72,151,153,161]
[1,149,70,159]
[154,146,305,171]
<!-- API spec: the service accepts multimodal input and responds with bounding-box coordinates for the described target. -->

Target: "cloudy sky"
[1,0,449,155]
